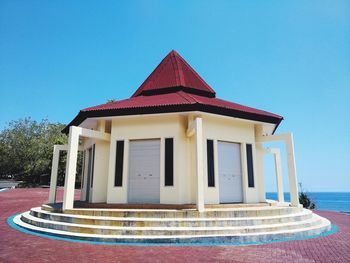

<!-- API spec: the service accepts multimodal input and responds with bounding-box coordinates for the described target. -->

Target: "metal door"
[218,141,243,203]
[128,140,160,203]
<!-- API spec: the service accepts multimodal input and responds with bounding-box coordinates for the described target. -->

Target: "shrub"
[298,183,316,209]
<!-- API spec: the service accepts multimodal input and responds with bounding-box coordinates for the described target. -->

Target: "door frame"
[127,139,161,204]
[85,145,95,202]
[217,140,244,203]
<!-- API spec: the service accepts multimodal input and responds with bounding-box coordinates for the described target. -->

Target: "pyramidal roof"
[132,50,216,98]
[62,50,283,134]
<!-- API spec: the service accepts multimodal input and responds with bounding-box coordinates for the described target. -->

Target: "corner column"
[271,148,284,203]
[195,117,205,212]
[48,145,60,204]
[285,133,299,207]
[63,126,80,210]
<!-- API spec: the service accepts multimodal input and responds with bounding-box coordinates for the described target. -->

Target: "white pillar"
[272,149,284,203]
[256,143,266,202]
[48,145,60,204]
[96,120,106,132]
[285,133,299,207]
[195,117,205,212]
[63,126,80,210]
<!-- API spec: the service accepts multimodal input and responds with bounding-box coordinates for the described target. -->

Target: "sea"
[266,192,350,213]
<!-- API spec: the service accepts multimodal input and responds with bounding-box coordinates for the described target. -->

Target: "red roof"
[63,50,283,133]
[82,91,282,120]
[132,50,215,98]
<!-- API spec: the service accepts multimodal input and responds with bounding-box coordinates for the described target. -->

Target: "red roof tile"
[132,50,215,98]
[82,91,282,120]
[63,50,283,133]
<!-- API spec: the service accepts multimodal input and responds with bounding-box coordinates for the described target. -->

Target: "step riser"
[16,220,331,244]
[61,208,303,218]
[21,215,323,236]
[30,210,313,227]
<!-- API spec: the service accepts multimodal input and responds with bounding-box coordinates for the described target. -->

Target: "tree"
[298,183,316,209]
[0,118,75,186]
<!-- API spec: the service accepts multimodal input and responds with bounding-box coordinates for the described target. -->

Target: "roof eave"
[62,105,282,135]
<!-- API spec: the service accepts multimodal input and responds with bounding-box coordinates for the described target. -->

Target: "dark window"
[165,138,174,186]
[114,140,124,187]
[91,144,95,188]
[246,144,254,188]
[207,140,215,187]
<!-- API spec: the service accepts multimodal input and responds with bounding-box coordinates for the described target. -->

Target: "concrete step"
[55,206,304,218]
[30,207,313,228]
[13,213,331,243]
[20,211,323,236]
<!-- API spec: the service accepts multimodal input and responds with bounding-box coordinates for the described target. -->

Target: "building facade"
[49,50,299,212]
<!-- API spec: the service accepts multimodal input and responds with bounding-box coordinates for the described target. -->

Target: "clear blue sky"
[1,1,349,192]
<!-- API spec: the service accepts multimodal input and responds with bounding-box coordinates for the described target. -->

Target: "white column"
[63,126,80,210]
[256,143,266,202]
[285,133,299,207]
[96,120,106,132]
[272,149,284,203]
[195,117,205,212]
[48,145,60,204]
[106,139,116,203]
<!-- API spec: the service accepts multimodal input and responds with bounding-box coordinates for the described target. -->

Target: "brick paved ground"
[0,188,349,263]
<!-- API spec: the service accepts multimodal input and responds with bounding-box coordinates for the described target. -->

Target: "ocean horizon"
[266,192,350,212]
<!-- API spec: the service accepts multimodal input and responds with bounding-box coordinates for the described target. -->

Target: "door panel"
[218,141,243,203]
[128,140,160,204]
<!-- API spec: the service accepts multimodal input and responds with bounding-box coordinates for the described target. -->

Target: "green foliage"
[298,183,316,209]
[106,99,116,103]
[0,118,74,186]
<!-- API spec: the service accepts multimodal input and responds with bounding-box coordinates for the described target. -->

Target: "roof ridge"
[176,91,196,104]
[182,91,200,104]
[173,52,186,86]
[173,51,215,94]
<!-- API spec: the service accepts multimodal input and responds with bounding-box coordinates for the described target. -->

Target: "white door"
[128,140,160,203]
[218,141,243,203]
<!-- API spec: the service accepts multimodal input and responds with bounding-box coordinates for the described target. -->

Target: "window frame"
[164,137,174,187]
[246,143,255,188]
[114,140,125,187]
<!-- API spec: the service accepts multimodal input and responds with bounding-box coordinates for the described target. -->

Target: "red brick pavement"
[0,188,349,263]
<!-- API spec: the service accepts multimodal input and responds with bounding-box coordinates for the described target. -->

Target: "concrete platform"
[12,193,331,243]
[1,188,349,262]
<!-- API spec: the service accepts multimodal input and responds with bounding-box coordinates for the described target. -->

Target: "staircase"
[13,204,331,244]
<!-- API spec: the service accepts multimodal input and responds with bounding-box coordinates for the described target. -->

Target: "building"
[13,51,331,244]
[50,50,298,211]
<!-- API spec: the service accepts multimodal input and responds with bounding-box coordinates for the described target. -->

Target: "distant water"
[266,192,350,212]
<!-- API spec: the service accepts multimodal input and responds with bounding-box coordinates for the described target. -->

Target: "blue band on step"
[7,213,338,247]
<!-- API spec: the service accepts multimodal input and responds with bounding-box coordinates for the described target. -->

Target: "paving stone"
[0,188,349,263]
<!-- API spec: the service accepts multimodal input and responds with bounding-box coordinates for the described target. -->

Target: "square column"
[63,126,80,210]
[48,145,60,204]
[267,148,284,203]
[195,117,205,212]
[258,133,299,207]
[285,133,299,207]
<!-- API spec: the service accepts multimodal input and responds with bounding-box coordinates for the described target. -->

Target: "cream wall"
[91,140,109,203]
[80,138,109,203]
[201,115,263,204]
[80,138,93,202]
[106,115,194,204]
[80,112,267,205]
